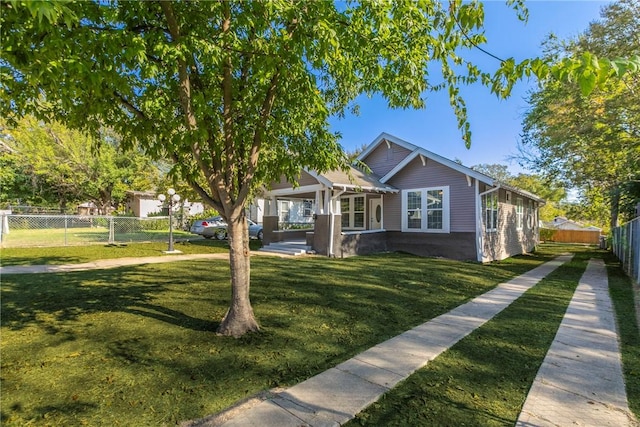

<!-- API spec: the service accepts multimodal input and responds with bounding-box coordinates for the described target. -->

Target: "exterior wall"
[481,189,539,262]
[312,214,330,255]
[269,170,319,191]
[360,140,413,177]
[136,197,162,218]
[338,232,388,258]
[387,231,477,260]
[262,215,279,245]
[384,157,476,232]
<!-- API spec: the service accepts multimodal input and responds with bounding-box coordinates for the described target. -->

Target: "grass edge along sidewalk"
[345,250,640,427]
[3,244,635,426]
[186,254,572,427]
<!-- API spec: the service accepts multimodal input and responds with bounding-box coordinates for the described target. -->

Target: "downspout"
[477,184,501,262]
[328,187,346,257]
[475,179,482,262]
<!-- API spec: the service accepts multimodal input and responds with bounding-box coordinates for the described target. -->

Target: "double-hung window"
[401,187,450,233]
[516,198,524,230]
[482,192,498,232]
[340,195,365,229]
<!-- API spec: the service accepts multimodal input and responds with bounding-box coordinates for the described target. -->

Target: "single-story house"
[125,190,205,218]
[261,133,544,262]
[545,216,601,231]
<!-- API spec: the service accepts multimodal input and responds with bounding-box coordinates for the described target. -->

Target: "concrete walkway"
[3,253,635,426]
[517,258,637,427]
[0,253,230,275]
[184,255,574,427]
[0,250,295,275]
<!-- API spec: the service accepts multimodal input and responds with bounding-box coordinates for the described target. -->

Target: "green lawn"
[1,243,637,426]
[0,239,254,267]
[345,247,640,426]
[0,227,195,248]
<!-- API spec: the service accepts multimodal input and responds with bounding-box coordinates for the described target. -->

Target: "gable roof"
[357,132,545,203]
[358,132,495,186]
[306,166,398,193]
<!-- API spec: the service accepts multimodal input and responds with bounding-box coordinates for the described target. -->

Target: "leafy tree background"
[518,0,640,229]
[1,116,161,213]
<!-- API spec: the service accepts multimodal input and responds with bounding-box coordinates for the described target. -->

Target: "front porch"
[261,167,397,257]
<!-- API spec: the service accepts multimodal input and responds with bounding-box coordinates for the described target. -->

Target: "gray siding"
[386,157,476,232]
[482,189,539,262]
[361,141,413,177]
[269,170,319,190]
[383,192,402,230]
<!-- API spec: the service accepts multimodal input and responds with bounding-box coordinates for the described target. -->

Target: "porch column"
[262,196,279,245]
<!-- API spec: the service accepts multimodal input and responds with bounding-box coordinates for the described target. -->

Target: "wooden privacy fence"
[540,228,601,244]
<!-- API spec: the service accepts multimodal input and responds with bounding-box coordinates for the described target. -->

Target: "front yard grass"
[0,239,255,267]
[2,243,636,426]
[346,246,640,426]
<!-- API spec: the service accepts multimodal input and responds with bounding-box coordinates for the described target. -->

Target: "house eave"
[380,148,495,186]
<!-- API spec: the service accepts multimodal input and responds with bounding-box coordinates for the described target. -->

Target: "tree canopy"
[518,0,640,228]
[2,0,638,336]
[0,116,160,213]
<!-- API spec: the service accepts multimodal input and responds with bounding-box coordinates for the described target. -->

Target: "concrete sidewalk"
[183,254,574,427]
[0,253,231,275]
[0,250,295,275]
[517,258,638,427]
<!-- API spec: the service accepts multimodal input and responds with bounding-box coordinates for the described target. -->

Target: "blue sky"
[329,1,611,175]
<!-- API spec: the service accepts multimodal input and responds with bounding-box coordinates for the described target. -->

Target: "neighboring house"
[126,191,162,217]
[261,133,544,262]
[547,216,602,231]
[126,190,206,218]
[77,202,100,215]
[247,198,265,224]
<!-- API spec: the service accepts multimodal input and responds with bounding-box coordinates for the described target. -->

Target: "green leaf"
[578,71,597,96]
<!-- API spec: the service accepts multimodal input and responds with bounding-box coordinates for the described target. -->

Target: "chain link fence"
[0,214,193,248]
[612,216,640,285]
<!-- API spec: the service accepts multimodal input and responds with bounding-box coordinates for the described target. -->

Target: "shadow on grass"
[0,244,582,426]
[346,249,599,427]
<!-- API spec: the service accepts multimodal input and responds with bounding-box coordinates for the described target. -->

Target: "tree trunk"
[610,186,620,230]
[216,212,260,337]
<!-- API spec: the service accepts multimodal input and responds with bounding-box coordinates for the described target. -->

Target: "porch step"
[258,241,312,256]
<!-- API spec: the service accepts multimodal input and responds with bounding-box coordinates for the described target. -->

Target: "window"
[340,195,365,229]
[402,187,450,233]
[482,192,498,232]
[516,198,524,230]
[407,191,422,229]
[303,200,313,218]
[527,200,535,229]
[426,189,444,230]
[278,200,290,222]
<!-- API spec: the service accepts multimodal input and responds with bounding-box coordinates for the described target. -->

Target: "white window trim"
[482,192,498,233]
[516,198,524,230]
[340,194,366,230]
[527,200,535,229]
[401,186,450,233]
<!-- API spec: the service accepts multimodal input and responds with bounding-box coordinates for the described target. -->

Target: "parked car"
[190,216,226,239]
[201,219,263,240]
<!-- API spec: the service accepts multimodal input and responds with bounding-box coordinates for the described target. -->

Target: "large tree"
[1,115,159,213]
[518,0,640,228]
[2,1,637,336]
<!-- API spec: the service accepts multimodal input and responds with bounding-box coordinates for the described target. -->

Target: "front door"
[369,198,382,230]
